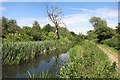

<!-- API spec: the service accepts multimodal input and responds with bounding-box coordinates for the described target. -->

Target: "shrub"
[103,36,120,50]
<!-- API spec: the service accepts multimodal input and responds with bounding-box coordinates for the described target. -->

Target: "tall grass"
[27,70,51,79]
[3,38,72,65]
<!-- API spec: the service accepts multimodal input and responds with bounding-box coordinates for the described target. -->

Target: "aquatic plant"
[3,38,72,65]
[27,70,51,79]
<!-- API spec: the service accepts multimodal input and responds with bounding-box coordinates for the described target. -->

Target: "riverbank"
[59,41,120,78]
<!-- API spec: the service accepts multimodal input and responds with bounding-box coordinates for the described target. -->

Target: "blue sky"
[1,2,118,34]
[1,0,120,2]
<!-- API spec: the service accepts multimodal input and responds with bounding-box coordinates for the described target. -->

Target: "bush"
[103,36,120,50]
[3,33,33,42]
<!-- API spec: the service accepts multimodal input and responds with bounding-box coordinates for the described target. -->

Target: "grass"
[27,70,51,79]
[59,41,120,78]
[99,44,118,56]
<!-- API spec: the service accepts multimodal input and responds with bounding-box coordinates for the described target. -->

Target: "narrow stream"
[2,48,70,78]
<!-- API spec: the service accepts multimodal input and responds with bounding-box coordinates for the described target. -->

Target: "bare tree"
[47,6,65,39]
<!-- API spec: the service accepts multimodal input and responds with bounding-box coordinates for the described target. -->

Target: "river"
[2,48,70,78]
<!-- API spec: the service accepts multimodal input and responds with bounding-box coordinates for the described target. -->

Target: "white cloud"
[93,8,118,18]
[63,14,89,25]
[17,17,53,28]
[0,6,5,11]
[70,8,118,18]
[106,19,118,29]
[0,6,5,17]
[62,8,118,34]
[17,18,37,27]
[70,8,93,12]
[16,7,118,34]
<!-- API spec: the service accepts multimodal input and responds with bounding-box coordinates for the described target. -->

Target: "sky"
[1,2,118,34]
[1,0,120,2]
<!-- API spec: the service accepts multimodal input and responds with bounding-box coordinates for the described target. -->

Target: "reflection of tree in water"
[48,48,60,77]
[48,48,69,78]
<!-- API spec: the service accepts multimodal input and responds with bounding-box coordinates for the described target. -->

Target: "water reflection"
[3,46,70,78]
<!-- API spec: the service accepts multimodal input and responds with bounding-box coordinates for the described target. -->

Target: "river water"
[2,48,70,78]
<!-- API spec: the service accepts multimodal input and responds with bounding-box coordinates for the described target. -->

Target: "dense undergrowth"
[59,40,120,78]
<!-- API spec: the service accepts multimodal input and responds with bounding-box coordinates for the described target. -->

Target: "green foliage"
[89,16,107,30]
[59,41,119,78]
[32,21,41,30]
[0,19,1,37]
[103,36,120,50]
[47,32,57,40]
[57,37,72,47]
[2,17,9,35]
[7,20,19,34]
[70,31,76,36]
[2,17,20,37]
[116,23,120,34]
[74,33,85,45]
[2,17,77,42]
[87,30,98,42]
[42,24,54,33]
[21,26,33,37]
[0,39,1,59]
[31,21,42,41]
[3,33,33,42]
[95,27,115,43]
[88,17,115,43]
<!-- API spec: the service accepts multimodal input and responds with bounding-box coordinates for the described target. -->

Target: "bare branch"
[46,6,65,39]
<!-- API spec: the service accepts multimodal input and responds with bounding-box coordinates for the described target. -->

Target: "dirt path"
[97,45,120,74]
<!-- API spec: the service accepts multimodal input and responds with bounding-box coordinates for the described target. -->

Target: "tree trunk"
[56,25,60,39]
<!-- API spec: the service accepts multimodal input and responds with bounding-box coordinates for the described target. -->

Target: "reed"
[3,38,72,65]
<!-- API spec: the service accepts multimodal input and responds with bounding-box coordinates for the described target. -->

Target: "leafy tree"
[70,31,76,37]
[59,27,75,42]
[89,17,115,43]
[0,19,2,37]
[116,22,120,34]
[74,33,85,45]
[95,27,115,43]
[2,17,21,38]
[87,30,98,42]
[48,32,57,40]
[31,21,42,41]
[7,19,20,34]
[33,21,41,30]
[60,27,71,37]
[2,17,9,37]
[21,26,32,36]
[42,24,55,35]
[89,17,107,30]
